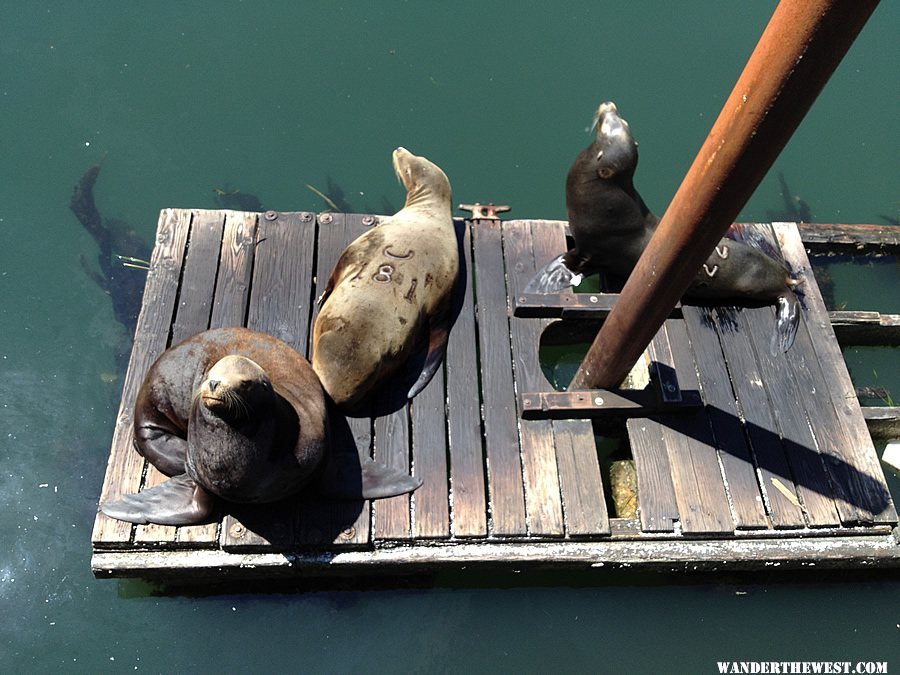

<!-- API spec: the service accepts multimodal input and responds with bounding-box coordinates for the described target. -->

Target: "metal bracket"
[458,203,511,220]
[519,387,700,420]
[520,353,696,420]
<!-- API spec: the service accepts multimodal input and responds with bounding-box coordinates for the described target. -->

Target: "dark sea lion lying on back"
[527,101,801,354]
[99,327,421,525]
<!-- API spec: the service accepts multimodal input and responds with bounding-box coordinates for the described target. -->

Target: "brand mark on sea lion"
[384,246,414,259]
[373,264,395,283]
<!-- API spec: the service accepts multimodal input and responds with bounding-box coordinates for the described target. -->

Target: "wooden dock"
[91,209,900,579]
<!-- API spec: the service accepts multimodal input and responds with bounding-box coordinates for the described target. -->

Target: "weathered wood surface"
[94,530,900,579]
[444,220,488,538]
[775,222,897,524]
[93,213,898,578]
[504,219,609,537]
[797,222,900,254]
[92,209,192,548]
[830,311,900,346]
[682,306,769,530]
[863,407,900,439]
[471,219,527,536]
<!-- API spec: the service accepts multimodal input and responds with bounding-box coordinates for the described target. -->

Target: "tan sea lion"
[312,147,458,409]
[99,327,421,525]
[527,101,801,354]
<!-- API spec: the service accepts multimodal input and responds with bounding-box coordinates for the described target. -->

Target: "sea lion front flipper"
[133,424,189,477]
[99,474,217,525]
[524,254,583,294]
[407,318,450,399]
[770,291,800,356]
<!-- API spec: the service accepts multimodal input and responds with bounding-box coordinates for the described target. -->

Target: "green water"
[2,2,899,670]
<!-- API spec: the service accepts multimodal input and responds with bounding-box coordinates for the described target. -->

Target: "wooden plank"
[167,212,228,545]
[221,211,317,550]
[471,218,527,536]
[445,219,488,538]
[373,406,411,540]
[246,211,318,355]
[626,415,679,532]
[738,306,840,526]
[657,319,735,535]
[830,311,900,346]
[209,211,257,328]
[527,220,609,536]
[91,529,900,579]
[300,212,372,548]
[92,208,192,546]
[410,366,450,538]
[775,222,897,524]
[626,325,686,533]
[755,223,877,525]
[711,306,806,528]
[170,210,226,344]
[502,220,564,537]
[724,224,839,527]
[863,407,900,439]
[133,210,226,547]
[796,222,900,254]
[681,306,769,529]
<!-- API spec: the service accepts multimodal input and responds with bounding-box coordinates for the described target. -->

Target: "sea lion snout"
[591,100,637,179]
[595,101,618,117]
[392,147,451,204]
[201,355,273,421]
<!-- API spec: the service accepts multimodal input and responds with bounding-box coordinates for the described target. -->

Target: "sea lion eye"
[599,167,614,179]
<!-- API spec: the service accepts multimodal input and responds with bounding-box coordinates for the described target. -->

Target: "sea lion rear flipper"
[770,292,800,355]
[524,254,583,294]
[407,319,450,399]
[317,451,423,500]
[99,474,217,525]
[360,457,423,499]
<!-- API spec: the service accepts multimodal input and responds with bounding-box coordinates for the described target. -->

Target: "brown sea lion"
[99,327,421,525]
[527,101,801,354]
[312,147,458,409]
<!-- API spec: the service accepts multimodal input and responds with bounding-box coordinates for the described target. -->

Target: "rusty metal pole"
[569,0,879,391]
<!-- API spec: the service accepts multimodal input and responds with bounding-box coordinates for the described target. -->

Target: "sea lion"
[526,101,801,354]
[100,327,421,525]
[312,147,458,409]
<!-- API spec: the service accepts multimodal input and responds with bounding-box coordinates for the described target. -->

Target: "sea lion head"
[591,101,638,180]
[392,146,451,207]
[197,355,274,425]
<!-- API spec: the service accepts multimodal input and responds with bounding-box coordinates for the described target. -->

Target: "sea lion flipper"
[770,292,801,355]
[407,319,450,399]
[524,254,583,294]
[316,445,422,500]
[359,457,423,499]
[133,424,189,477]
[99,474,217,525]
